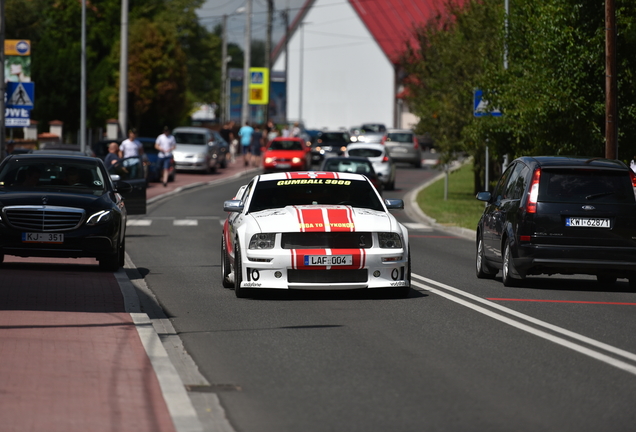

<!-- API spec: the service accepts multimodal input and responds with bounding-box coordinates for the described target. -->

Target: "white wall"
[273,0,395,130]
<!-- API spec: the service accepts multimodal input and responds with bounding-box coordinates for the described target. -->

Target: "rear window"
[174,132,207,145]
[386,133,413,143]
[248,179,384,212]
[539,169,635,204]
[318,133,349,143]
[348,148,383,158]
[322,159,373,174]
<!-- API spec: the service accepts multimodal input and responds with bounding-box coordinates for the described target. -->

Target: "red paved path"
[0,160,259,431]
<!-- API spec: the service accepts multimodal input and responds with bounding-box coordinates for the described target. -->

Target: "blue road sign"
[473,89,502,117]
[5,107,30,127]
[6,82,35,109]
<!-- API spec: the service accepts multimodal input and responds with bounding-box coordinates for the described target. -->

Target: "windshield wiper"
[586,192,615,200]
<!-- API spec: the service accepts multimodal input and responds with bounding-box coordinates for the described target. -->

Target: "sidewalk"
[0,159,259,432]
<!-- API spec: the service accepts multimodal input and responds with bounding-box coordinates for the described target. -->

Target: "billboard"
[4,40,31,82]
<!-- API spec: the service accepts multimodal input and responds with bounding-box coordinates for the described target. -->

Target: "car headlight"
[265,157,275,164]
[378,232,402,248]
[249,233,276,249]
[292,157,301,164]
[86,210,113,226]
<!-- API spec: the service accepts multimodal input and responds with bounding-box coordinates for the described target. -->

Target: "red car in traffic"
[262,137,311,173]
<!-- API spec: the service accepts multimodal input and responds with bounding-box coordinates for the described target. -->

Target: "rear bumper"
[515,243,636,277]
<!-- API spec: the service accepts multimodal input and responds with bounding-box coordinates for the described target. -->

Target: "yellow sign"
[248,67,269,105]
[5,40,31,56]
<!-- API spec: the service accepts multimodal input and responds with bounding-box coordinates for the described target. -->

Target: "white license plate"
[22,232,64,243]
[565,217,610,228]
[276,163,291,169]
[390,147,408,153]
[304,255,353,266]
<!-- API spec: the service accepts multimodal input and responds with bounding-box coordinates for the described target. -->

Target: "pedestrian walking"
[250,125,264,168]
[120,129,143,177]
[155,126,176,187]
[238,121,254,167]
[220,121,236,163]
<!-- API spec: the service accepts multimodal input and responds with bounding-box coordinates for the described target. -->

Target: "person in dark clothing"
[250,125,264,167]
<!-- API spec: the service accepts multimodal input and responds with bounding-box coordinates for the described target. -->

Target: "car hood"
[249,205,396,233]
[174,144,208,155]
[0,190,112,212]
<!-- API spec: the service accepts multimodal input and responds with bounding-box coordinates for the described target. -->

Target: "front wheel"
[234,243,247,298]
[476,235,496,279]
[221,236,233,288]
[502,241,522,287]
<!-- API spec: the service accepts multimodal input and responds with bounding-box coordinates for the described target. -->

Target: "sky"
[197,0,307,48]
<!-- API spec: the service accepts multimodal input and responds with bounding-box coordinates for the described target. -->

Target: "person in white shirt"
[120,129,143,158]
[155,126,177,187]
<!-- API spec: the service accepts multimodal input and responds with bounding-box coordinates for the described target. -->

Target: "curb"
[404,159,477,241]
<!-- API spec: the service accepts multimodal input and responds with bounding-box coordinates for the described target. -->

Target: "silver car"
[346,142,396,190]
[172,127,228,174]
[383,129,423,168]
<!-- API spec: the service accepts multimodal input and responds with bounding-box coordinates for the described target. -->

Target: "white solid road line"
[411,273,636,376]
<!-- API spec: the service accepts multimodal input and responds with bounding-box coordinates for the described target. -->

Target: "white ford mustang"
[221,171,411,298]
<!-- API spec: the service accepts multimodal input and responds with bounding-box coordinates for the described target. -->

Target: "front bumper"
[238,247,409,290]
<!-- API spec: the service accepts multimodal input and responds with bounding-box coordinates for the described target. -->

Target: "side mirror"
[224,199,244,213]
[476,191,491,202]
[116,181,133,195]
[110,174,121,182]
[385,199,404,209]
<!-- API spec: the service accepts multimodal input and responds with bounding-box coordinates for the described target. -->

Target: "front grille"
[3,206,85,231]
[282,232,373,249]
[288,269,368,283]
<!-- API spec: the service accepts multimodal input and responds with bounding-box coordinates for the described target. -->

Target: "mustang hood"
[249,205,395,233]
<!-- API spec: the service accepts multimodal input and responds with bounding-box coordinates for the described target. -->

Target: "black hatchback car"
[0,154,136,271]
[476,156,636,287]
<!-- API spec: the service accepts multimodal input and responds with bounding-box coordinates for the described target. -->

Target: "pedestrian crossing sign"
[6,82,35,109]
[248,67,269,105]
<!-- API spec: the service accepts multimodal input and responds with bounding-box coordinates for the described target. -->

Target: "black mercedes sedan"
[0,154,137,271]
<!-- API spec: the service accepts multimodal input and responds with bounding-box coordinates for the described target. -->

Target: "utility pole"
[221,14,227,124]
[118,0,129,138]
[605,0,617,159]
[241,0,252,127]
[299,22,306,123]
[0,0,6,157]
[80,0,86,152]
[265,0,273,122]
[281,8,289,124]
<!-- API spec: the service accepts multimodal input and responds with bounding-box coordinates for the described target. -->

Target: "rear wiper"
[586,192,614,200]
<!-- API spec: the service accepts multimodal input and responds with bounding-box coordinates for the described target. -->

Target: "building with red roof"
[272,0,459,130]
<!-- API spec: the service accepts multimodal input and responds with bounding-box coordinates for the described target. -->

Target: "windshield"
[248,179,384,212]
[317,133,349,143]
[174,132,207,145]
[270,140,305,151]
[0,159,107,194]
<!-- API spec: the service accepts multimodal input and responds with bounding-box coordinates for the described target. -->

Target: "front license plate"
[276,163,291,169]
[565,217,610,228]
[22,232,64,243]
[304,255,353,266]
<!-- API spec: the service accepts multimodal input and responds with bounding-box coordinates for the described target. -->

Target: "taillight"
[413,136,419,149]
[526,168,541,214]
[381,135,387,145]
[630,170,636,188]
[382,155,389,163]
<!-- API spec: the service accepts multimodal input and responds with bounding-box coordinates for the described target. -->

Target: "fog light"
[274,271,282,278]
[373,270,381,277]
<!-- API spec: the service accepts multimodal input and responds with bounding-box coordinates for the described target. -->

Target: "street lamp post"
[118,0,129,138]
[241,0,252,127]
[298,22,310,124]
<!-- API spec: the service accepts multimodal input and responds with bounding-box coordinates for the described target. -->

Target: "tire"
[397,246,412,298]
[476,235,497,279]
[597,275,617,287]
[99,250,120,272]
[118,238,126,268]
[234,243,247,298]
[0,253,4,265]
[221,236,234,288]
[502,241,522,287]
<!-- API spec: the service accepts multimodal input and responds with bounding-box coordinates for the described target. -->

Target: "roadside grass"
[416,160,485,231]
